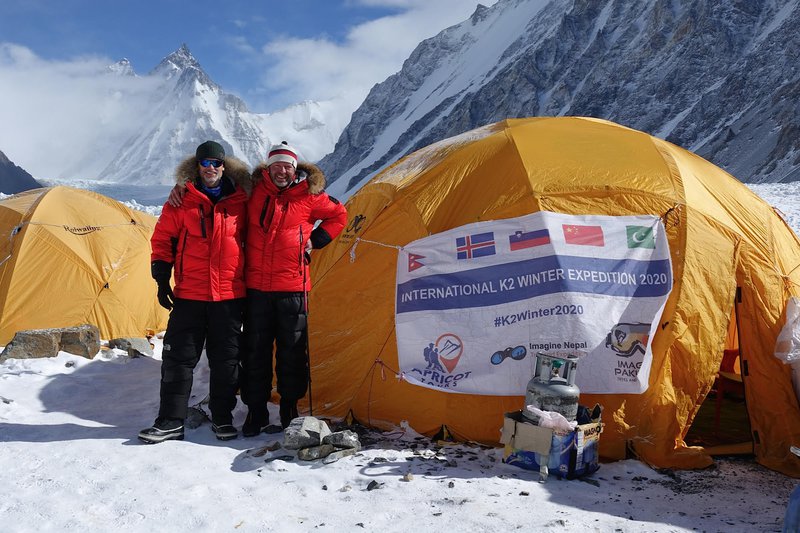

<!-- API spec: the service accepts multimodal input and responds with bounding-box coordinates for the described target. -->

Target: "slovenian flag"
[508,229,551,251]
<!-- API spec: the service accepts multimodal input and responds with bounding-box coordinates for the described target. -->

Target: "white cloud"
[251,1,497,122]
[0,2,497,178]
[0,43,160,180]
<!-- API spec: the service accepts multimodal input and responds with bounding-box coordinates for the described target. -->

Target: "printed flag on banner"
[627,225,656,248]
[509,229,550,251]
[408,253,425,272]
[396,211,672,396]
[563,224,605,246]
[456,232,496,259]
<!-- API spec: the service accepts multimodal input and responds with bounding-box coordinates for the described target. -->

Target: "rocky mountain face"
[0,150,41,194]
[67,45,339,185]
[321,0,800,195]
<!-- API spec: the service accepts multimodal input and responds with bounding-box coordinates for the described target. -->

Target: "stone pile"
[0,324,154,361]
[283,417,361,463]
[0,324,101,361]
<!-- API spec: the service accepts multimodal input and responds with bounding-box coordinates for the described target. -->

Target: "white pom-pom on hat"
[266,141,298,168]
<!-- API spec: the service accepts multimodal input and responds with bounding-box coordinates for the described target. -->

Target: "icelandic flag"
[509,229,550,251]
[456,232,496,259]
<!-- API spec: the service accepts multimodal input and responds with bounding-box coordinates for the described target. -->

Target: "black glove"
[310,227,332,249]
[151,260,175,310]
[156,281,175,310]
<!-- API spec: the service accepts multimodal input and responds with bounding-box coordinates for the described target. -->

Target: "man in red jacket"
[139,140,250,444]
[240,142,347,434]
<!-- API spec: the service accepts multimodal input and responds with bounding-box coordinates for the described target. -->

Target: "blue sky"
[0,0,496,113]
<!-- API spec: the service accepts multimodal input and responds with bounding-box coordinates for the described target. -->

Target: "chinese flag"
[562,224,605,246]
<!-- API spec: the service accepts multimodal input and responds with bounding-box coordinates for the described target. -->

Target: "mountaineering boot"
[211,411,238,440]
[241,411,269,438]
[280,398,299,429]
[138,417,184,444]
[211,423,239,441]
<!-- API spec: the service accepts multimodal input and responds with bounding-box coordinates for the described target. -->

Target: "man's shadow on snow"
[0,353,169,443]
[0,352,249,448]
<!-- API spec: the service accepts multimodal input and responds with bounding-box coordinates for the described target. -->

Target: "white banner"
[395,211,672,395]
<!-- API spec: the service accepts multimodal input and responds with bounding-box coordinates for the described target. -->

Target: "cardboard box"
[500,410,602,479]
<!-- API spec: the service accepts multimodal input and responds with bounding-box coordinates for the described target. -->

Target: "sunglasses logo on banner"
[490,345,527,365]
[605,323,651,357]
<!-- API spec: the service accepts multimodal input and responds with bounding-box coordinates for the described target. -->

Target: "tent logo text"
[63,225,102,235]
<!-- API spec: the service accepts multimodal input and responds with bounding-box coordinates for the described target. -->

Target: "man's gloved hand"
[151,260,175,310]
[156,281,175,310]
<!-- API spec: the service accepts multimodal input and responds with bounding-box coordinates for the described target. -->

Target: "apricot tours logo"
[410,333,472,389]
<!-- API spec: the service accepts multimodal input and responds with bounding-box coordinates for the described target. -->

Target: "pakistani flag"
[627,225,656,248]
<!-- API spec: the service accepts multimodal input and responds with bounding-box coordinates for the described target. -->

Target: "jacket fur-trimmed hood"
[252,161,326,195]
[175,155,252,195]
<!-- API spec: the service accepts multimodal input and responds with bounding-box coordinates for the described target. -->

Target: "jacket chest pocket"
[221,207,243,242]
[186,205,210,237]
[259,197,289,233]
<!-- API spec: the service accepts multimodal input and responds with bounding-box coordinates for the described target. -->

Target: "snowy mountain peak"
[321,0,800,195]
[108,58,135,76]
[54,43,341,185]
[470,3,491,24]
[150,43,202,79]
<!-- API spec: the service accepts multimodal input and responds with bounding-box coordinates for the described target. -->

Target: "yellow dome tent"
[0,186,169,345]
[309,117,800,476]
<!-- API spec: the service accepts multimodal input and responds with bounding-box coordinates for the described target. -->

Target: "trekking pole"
[300,227,313,416]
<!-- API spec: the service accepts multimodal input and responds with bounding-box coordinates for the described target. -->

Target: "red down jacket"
[246,162,347,292]
[151,180,248,301]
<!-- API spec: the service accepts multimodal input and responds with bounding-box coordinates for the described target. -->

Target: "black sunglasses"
[199,159,224,168]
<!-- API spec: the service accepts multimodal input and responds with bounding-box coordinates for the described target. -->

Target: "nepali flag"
[509,229,550,251]
[456,232,496,259]
[408,253,425,272]
[562,224,605,246]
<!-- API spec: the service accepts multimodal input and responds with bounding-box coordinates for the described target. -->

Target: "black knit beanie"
[196,141,225,160]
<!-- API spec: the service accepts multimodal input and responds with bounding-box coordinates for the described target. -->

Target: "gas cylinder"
[522,352,581,422]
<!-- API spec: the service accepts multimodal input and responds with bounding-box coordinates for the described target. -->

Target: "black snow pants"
[158,297,244,424]
[239,289,308,422]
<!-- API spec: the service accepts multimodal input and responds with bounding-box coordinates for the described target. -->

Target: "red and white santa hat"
[266,141,298,168]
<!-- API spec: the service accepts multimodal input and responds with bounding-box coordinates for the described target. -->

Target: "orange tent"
[0,186,168,344]
[307,117,800,476]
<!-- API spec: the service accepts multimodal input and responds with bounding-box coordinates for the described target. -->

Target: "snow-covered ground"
[1,182,799,532]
